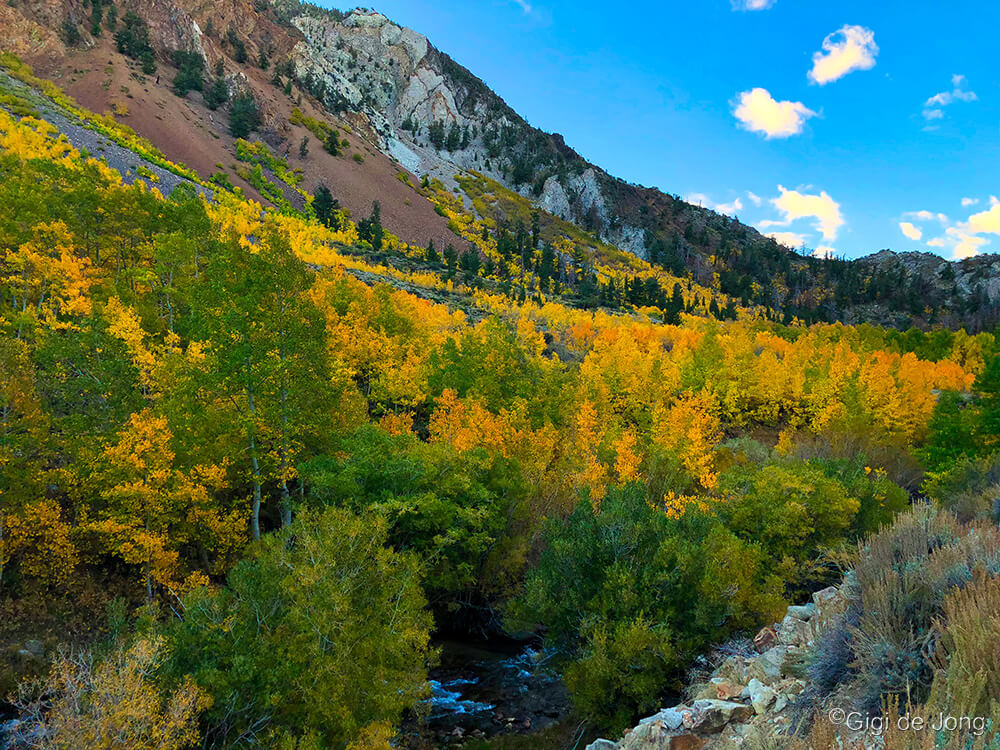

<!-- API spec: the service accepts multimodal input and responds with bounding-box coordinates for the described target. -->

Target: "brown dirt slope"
[15,3,457,253]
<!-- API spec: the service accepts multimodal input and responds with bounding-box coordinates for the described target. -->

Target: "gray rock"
[785,603,815,621]
[777,613,812,647]
[812,586,840,607]
[745,647,789,685]
[639,706,686,731]
[586,740,618,750]
[23,640,44,656]
[747,679,777,714]
[619,722,706,750]
[685,699,752,733]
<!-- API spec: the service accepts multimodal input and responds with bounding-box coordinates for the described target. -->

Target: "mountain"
[4,0,1000,328]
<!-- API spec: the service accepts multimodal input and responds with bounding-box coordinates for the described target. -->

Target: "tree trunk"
[246,366,263,541]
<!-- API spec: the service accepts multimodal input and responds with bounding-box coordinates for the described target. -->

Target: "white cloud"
[771,185,845,241]
[766,231,808,249]
[923,75,977,122]
[732,0,776,9]
[946,227,988,260]
[813,246,837,259]
[684,193,744,217]
[511,0,532,13]
[904,210,949,224]
[808,25,878,85]
[910,196,997,260]
[716,198,744,216]
[966,197,1000,235]
[899,222,922,241]
[746,191,763,206]
[732,88,817,139]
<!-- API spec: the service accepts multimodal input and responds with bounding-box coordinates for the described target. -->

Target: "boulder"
[586,740,618,750]
[684,700,752,733]
[785,603,815,621]
[709,677,744,701]
[777,614,811,647]
[639,707,686,731]
[668,736,707,750]
[619,721,706,750]
[746,678,776,714]
[812,586,840,608]
[752,626,777,653]
[745,646,789,685]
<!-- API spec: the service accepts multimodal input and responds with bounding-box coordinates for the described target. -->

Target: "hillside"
[3,0,1000,329]
[2,5,1000,750]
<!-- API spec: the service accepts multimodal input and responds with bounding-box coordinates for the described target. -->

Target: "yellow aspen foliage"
[1,221,94,333]
[13,636,210,750]
[1,500,78,587]
[378,411,415,436]
[658,490,710,520]
[613,429,642,483]
[774,427,796,457]
[428,388,513,456]
[83,410,244,599]
[572,399,609,506]
[651,393,722,490]
[346,721,395,750]
[105,297,163,392]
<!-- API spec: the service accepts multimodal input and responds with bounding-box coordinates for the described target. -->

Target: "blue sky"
[325,1,1000,260]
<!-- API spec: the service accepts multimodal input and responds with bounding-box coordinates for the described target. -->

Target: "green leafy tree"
[226,27,248,64]
[426,238,439,264]
[973,354,1000,454]
[300,425,531,611]
[920,390,979,472]
[164,506,433,747]
[188,234,333,538]
[518,484,784,730]
[357,201,384,251]
[115,12,155,70]
[323,129,342,156]
[717,462,860,578]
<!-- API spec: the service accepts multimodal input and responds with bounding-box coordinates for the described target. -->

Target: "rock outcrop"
[587,584,847,750]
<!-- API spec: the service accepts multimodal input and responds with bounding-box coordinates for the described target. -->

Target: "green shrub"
[202,77,229,110]
[299,425,531,612]
[163,506,433,747]
[228,94,259,138]
[518,484,784,731]
[717,462,860,580]
[564,616,677,734]
[813,458,909,536]
[924,452,1000,523]
[115,12,155,70]
[814,504,1000,715]
[171,50,205,97]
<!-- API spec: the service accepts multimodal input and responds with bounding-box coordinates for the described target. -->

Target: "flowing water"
[406,638,570,745]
